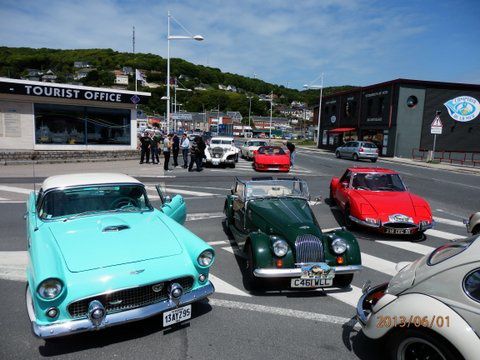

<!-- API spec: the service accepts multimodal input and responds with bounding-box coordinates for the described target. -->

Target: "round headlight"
[331,238,347,255]
[37,278,63,299]
[273,239,288,257]
[198,250,214,267]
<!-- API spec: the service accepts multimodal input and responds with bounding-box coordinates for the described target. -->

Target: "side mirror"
[163,195,172,203]
[342,182,349,189]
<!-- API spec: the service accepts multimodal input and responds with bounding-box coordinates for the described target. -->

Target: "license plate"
[163,305,192,327]
[267,167,279,170]
[386,228,412,234]
[291,278,333,288]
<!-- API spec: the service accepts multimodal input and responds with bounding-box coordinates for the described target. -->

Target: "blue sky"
[0,0,479,89]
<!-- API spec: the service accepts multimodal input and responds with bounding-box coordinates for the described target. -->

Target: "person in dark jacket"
[286,141,296,168]
[150,132,161,164]
[172,134,180,167]
[188,137,199,172]
[139,132,151,164]
[196,136,206,171]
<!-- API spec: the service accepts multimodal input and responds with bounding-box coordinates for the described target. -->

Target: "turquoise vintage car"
[25,173,215,339]
[224,177,362,290]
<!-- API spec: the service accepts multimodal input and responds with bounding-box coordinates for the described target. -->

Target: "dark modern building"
[314,79,480,157]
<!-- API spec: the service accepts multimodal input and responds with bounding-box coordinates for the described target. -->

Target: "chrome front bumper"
[349,215,434,231]
[356,282,388,326]
[253,265,362,278]
[31,282,214,339]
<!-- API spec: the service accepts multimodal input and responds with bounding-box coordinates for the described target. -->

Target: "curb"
[1,157,138,166]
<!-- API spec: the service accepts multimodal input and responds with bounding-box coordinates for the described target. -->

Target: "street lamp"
[247,95,253,128]
[259,92,274,142]
[166,11,203,133]
[304,73,324,148]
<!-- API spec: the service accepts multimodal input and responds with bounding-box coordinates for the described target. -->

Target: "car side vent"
[102,225,130,232]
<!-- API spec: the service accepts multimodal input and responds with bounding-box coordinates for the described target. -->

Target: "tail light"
[359,147,364,152]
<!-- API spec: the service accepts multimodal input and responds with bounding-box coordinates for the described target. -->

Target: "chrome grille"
[295,234,324,263]
[68,276,194,319]
[211,147,224,158]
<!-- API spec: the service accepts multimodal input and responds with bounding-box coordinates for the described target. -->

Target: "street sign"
[130,94,140,104]
[431,115,443,135]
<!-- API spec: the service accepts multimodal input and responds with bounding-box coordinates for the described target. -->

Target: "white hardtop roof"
[211,136,234,141]
[42,173,141,191]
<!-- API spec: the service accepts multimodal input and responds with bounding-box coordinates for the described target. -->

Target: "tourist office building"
[0,78,150,151]
[314,79,480,157]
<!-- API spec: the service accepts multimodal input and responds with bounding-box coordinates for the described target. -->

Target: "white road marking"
[209,274,251,297]
[207,240,228,246]
[145,186,216,197]
[361,253,398,276]
[0,201,25,204]
[0,197,9,200]
[209,298,359,328]
[171,185,231,191]
[323,285,363,308]
[433,216,466,228]
[0,251,28,281]
[425,229,466,241]
[186,212,225,221]
[376,240,434,255]
[0,185,32,195]
[435,209,466,219]
[221,245,247,259]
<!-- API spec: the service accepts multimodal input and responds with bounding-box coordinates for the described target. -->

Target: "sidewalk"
[296,146,480,176]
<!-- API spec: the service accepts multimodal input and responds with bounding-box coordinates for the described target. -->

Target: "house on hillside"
[24,69,43,81]
[74,61,92,69]
[41,69,57,83]
[218,84,228,91]
[122,66,133,76]
[74,68,96,81]
[226,85,237,92]
[113,70,129,86]
[226,111,243,123]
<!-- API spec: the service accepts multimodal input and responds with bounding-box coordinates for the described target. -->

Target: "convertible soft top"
[42,173,141,191]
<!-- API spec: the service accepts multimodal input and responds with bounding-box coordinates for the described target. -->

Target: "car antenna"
[31,154,39,231]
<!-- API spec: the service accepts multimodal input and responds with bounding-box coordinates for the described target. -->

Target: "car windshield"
[211,139,232,145]
[257,147,286,155]
[248,141,267,147]
[245,179,309,200]
[38,184,152,220]
[352,173,406,191]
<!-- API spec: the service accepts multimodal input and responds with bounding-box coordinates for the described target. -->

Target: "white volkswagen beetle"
[357,235,480,360]
[204,136,239,168]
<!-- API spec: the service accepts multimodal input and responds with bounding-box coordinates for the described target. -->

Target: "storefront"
[316,79,480,157]
[0,78,150,151]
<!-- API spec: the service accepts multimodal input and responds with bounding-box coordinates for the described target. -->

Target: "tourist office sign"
[0,80,150,105]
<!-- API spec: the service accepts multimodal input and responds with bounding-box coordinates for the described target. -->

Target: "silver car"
[335,141,378,162]
[357,235,480,360]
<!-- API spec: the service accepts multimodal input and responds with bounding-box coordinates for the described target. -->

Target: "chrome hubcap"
[397,337,446,360]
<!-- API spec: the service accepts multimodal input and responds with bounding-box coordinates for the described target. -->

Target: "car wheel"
[230,163,236,168]
[371,158,377,163]
[472,225,479,235]
[335,151,341,159]
[244,243,260,291]
[353,153,359,161]
[386,328,463,360]
[344,205,355,229]
[329,187,335,206]
[333,274,353,288]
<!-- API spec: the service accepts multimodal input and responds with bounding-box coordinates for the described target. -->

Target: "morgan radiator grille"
[295,234,325,263]
[68,276,194,319]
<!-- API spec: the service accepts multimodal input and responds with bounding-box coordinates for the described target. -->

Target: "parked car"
[357,234,480,360]
[224,177,362,290]
[335,141,378,162]
[464,212,480,235]
[329,167,433,236]
[253,146,291,172]
[204,136,239,167]
[240,139,268,160]
[25,173,215,339]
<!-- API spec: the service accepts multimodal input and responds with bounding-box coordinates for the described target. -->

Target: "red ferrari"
[329,167,433,235]
[253,146,290,172]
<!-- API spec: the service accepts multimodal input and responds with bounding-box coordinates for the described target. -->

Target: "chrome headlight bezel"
[271,236,289,257]
[197,249,214,267]
[331,238,347,255]
[37,278,63,300]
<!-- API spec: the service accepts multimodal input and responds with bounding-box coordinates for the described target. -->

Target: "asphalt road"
[0,149,476,360]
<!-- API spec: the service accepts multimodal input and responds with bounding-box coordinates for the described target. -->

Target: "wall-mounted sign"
[430,115,443,134]
[444,96,479,122]
[0,81,150,105]
[330,115,337,124]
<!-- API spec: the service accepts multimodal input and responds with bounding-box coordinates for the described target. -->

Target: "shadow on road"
[341,317,384,360]
[37,300,212,357]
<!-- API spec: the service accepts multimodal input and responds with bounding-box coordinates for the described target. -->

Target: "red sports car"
[253,146,290,172]
[329,167,433,235]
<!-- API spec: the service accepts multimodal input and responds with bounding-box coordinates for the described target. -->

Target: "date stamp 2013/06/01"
[376,315,450,329]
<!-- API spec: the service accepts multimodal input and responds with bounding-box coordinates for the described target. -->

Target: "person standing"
[139,131,151,164]
[286,141,296,168]
[180,133,190,169]
[150,131,160,164]
[188,136,199,172]
[163,134,173,171]
[172,133,180,167]
[196,136,206,171]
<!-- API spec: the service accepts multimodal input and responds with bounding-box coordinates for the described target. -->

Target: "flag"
[135,69,145,82]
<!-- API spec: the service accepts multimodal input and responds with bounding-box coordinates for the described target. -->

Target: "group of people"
[138,131,206,172]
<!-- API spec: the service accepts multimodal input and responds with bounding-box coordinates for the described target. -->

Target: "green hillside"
[0,47,356,118]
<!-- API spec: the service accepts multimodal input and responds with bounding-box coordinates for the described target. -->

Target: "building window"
[377,97,385,116]
[345,100,357,118]
[367,98,374,116]
[34,104,131,145]
[407,95,418,108]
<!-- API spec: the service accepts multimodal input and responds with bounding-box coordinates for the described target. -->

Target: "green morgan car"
[224,177,362,290]
[25,173,215,339]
